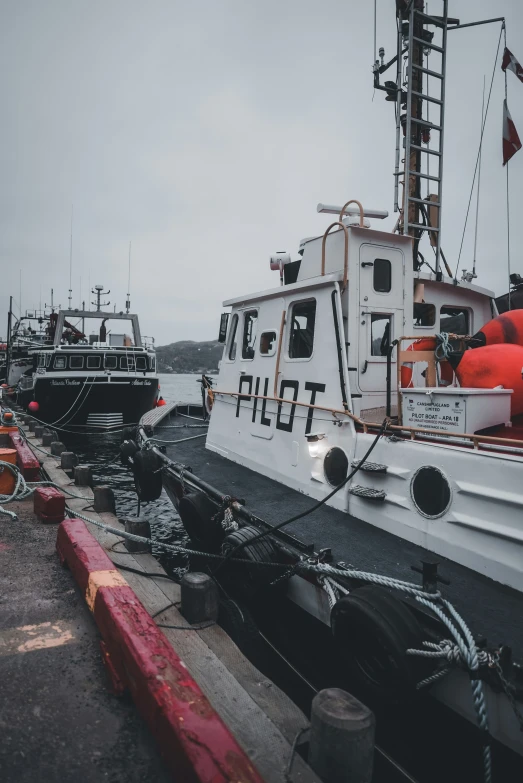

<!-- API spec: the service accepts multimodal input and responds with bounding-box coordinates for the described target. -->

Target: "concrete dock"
[1,417,320,783]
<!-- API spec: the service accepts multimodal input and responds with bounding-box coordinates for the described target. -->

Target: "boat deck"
[158,414,523,662]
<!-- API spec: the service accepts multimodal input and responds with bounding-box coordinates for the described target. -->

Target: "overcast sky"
[1,0,522,345]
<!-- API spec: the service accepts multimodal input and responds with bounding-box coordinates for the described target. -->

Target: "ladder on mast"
[396,0,449,277]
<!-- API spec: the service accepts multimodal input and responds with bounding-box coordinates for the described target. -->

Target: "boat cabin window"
[121,356,135,370]
[289,299,316,359]
[87,356,101,369]
[37,354,46,368]
[242,310,258,360]
[260,331,277,356]
[104,355,117,369]
[149,356,156,372]
[373,258,391,293]
[54,356,66,370]
[414,303,436,327]
[371,314,391,356]
[440,306,470,335]
[136,356,147,370]
[228,314,239,361]
[70,356,84,369]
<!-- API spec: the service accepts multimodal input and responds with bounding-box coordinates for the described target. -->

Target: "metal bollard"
[74,465,93,487]
[308,688,375,783]
[93,485,116,514]
[35,426,45,438]
[122,518,151,553]
[181,572,219,625]
[42,431,54,446]
[50,441,66,456]
[61,452,78,471]
[28,420,37,432]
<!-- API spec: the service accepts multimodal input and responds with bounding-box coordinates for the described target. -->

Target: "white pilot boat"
[125,3,523,775]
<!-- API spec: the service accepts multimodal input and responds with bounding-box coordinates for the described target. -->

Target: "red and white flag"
[502,47,523,83]
[503,99,522,165]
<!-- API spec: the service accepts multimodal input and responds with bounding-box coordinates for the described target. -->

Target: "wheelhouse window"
[289,299,316,359]
[104,355,117,369]
[414,303,436,327]
[87,356,101,369]
[37,353,46,368]
[242,310,258,359]
[120,356,135,370]
[228,314,239,361]
[373,258,391,293]
[54,356,66,370]
[440,307,470,335]
[260,331,277,356]
[136,356,147,370]
[371,314,392,357]
[149,356,156,372]
[70,356,84,369]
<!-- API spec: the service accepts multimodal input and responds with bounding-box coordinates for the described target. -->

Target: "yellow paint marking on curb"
[86,569,128,611]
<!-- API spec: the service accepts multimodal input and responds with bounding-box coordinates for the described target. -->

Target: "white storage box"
[401,387,513,433]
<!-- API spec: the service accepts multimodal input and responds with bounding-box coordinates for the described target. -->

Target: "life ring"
[205,387,214,416]
[400,337,454,388]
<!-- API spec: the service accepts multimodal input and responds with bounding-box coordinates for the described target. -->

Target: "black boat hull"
[18,376,159,428]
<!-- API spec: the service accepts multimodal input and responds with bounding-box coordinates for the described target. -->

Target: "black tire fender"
[120,439,139,468]
[221,525,283,596]
[331,585,431,703]
[178,491,224,551]
[132,449,163,502]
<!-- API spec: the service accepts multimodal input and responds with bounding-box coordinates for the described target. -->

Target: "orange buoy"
[3,411,13,421]
[473,310,523,348]
[157,397,166,407]
[451,343,523,416]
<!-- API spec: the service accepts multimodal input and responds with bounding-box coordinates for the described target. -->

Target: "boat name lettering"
[235,375,326,434]
[50,379,81,386]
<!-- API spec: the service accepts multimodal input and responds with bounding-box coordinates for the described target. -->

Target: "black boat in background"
[13,285,158,429]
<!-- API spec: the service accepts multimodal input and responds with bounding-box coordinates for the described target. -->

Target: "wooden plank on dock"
[140,402,176,429]
[38,454,319,783]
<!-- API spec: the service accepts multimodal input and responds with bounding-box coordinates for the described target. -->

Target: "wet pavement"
[0,500,170,783]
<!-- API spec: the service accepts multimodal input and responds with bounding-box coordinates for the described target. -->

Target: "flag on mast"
[503,99,522,166]
[502,48,523,83]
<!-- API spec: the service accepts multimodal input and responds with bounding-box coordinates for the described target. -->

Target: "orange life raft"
[472,309,523,348]
[451,343,523,416]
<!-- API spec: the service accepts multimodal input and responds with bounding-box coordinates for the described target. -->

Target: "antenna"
[19,270,22,316]
[91,284,110,311]
[126,241,131,314]
[68,205,73,309]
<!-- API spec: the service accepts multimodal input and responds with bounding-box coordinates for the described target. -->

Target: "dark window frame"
[288,299,317,360]
[53,355,67,370]
[439,306,471,335]
[241,310,258,360]
[70,355,84,369]
[260,330,277,356]
[370,313,393,358]
[373,258,392,293]
[87,355,101,369]
[228,313,239,361]
[136,356,147,370]
[414,302,436,328]
[104,355,118,369]
[120,356,135,370]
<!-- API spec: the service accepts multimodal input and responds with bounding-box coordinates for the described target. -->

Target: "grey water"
[62,373,206,575]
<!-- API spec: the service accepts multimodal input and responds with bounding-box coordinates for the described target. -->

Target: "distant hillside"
[156,340,223,374]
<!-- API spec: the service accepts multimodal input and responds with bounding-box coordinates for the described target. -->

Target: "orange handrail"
[321,222,349,291]
[338,199,365,227]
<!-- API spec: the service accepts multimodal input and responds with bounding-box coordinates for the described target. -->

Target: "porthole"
[324,447,349,487]
[411,466,451,518]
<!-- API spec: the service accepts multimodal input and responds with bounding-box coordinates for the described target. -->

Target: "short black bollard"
[122,518,151,553]
[308,688,375,783]
[93,485,116,514]
[34,425,45,438]
[180,572,219,625]
[61,452,78,471]
[74,465,93,487]
[50,441,66,456]
[28,420,37,432]
[42,431,54,446]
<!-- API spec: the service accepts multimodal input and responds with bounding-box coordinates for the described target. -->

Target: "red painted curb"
[34,487,65,524]
[56,519,264,783]
[9,432,40,480]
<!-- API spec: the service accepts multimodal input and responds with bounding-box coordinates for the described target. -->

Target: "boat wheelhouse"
[18,305,158,429]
